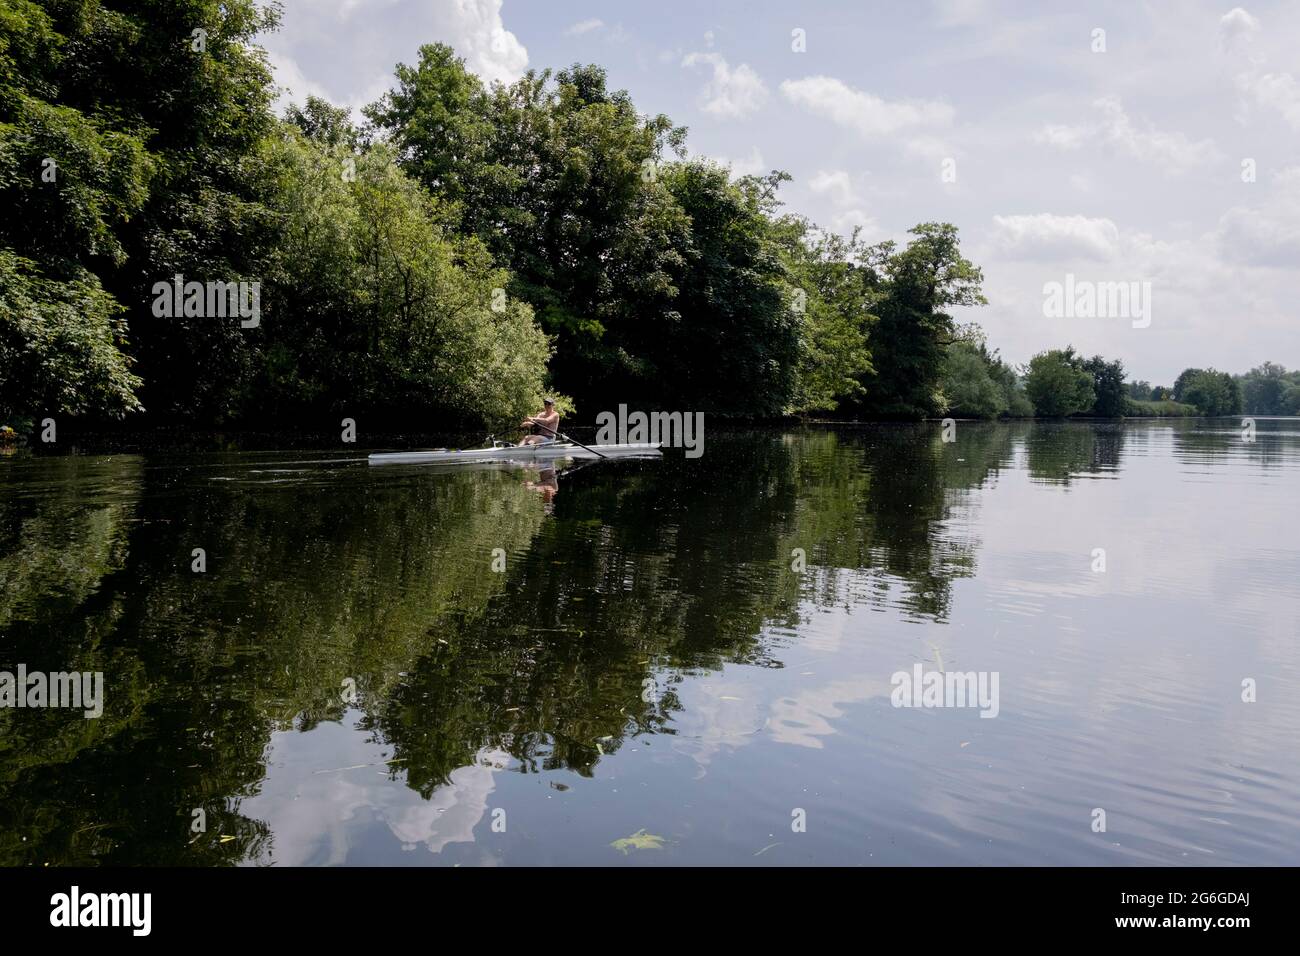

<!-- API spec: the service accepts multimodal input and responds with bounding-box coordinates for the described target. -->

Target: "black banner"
[0,866,1274,941]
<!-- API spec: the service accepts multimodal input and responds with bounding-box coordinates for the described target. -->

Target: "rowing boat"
[367,442,661,466]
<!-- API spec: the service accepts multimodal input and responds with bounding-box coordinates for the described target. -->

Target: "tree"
[1238,362,1299,415]
[772,221,875,414]
[1023,348,1095,417]
[0,250,143,426]
[1283,383,1300,416]
[0,0,283,424]
[362,42,497,216]
[1081,354,1126,417]
[286,96,360,149]
[1172,367,1204,404]
[1178,368,1241,416]
[254,130,551,427]
[653,164,800,415]
[849,223,986,419]
[940,341,1007,418]
[366,49,691,410]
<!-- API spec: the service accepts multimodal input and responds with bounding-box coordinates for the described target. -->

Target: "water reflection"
[2,421,1298,865]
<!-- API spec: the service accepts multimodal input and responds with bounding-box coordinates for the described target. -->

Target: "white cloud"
[990,214,1122,261]
[780,76,954,137]
[268,51,332,111]
[1216,166,1300,267]
[700,146,766,177]
[1034,97,1219,170]
[565,18,604,36]
[903,134,953,164]
[1237,70,1300,129]
[807,171,879,236]
[830,209,879,236]
[445,0,528,86]
[260,0,527,117]
[1221,9,1300,130]
[808,169,859,205]
[1218,7,1260,52]
[682,52,768,119]
[1034,123,1088,150]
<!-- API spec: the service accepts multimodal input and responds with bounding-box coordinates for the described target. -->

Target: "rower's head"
[543,397,555,408]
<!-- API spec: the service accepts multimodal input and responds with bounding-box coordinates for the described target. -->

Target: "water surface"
[2,420,1298,865]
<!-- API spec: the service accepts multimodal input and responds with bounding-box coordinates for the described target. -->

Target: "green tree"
[1237,362,1298,415]
[0,0,283,424]
[256,131,550,427]
[654,164,800,415]
[1178,368,1242,416]
[940,341,1006,418]
[1023,347,1095,417]
[0,250,142,425]
[767,219,876,415]
[1081,354,1126,417]
[849,223,986,419]
[286,95,360,150]
[366,49,691,410]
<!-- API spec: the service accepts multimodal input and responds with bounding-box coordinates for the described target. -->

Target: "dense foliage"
[938,325,1032,419]
[1,8,1291,434]
[1172,367,1243,417]
[1236,362,1300,416]
[1024,348,1095,418]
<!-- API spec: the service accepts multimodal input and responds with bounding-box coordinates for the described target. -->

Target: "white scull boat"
[368,442,661,466]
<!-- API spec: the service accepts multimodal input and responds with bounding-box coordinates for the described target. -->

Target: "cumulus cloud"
[261,0,527,118]
[1221,8,1300,129]
[446,0,528,86]
[780,76,954,137]
[1218,6,1260,52]
[1034,97,1219,169]
[806,171,878,236]
[990,214,1122,261]
[808,169,859,205]
[1237,70,1300,129]
[682,52,768,118]
[1216,166,1300,267]
[268,51,332,110]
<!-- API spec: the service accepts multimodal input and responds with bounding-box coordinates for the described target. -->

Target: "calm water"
[2,420,1298,866]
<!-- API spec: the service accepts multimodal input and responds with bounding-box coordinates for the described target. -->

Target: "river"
[2,420,1298,865]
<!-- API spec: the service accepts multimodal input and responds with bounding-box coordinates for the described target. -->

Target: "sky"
[259,0,1300,384]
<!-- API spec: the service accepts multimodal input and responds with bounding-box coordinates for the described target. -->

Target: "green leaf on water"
[610,828,666,854]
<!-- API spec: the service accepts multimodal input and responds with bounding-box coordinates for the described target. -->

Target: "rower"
[519,397,560,446]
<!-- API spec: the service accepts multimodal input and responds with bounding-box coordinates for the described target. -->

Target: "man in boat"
[519,397,560,445]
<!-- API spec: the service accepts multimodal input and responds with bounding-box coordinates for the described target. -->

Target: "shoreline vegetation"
[2,2,1298,444]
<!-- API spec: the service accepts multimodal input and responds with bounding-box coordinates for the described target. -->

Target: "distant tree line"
[0,3,1292,435]
[1122,364,1300,418]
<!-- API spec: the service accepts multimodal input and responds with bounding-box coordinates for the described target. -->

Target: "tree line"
[1,2,1292,437]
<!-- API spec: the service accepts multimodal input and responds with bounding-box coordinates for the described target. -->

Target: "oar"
[555,429,609,460]
[520,421,608,460]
